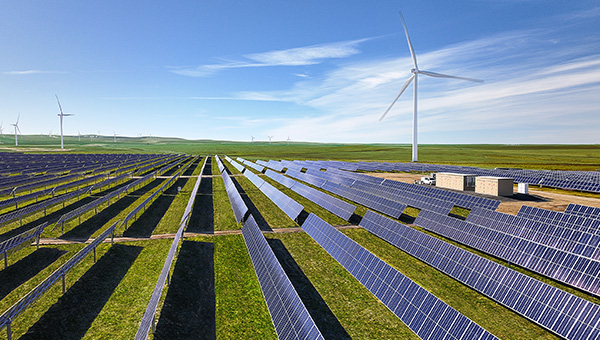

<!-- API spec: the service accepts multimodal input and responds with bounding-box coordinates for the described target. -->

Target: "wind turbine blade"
[16,114,20,125]
[55,95,64,115]
[379,74,415,121]
[419,70,484,83]
[399,11,418,69]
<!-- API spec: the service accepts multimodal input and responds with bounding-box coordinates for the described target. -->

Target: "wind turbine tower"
[78,130,81,142]
[251,135,255,143]
[379,12,483,162]
[286,136,291,145]
[56,95,74,149]
[0,122,3,144]
[113,132,116,143]
[267,135,273,145]
[11,114,21,146]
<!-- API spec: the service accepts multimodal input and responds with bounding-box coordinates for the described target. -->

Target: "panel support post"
[62,274,66,294]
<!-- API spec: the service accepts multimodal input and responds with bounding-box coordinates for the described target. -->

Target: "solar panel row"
[256,181,304,221]
[265,169,297,189]
[290,182,356,221]
[301,213,498,340]
[0,223,47,265]
[415,210,600,296]
[285,170,327,188]
[242,215,324,340]
[0,221,118,339]
[321,181,406,219]
[518,205,600,234]
[242,159,265,173]
[360,210,600,340]
[467,207,600,260]
[220,161,248,223]
[135,157,207,340]
[565,204,600,220]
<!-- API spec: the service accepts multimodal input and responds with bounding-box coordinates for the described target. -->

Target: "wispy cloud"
[2,70,63,75]
[169,38,369,77]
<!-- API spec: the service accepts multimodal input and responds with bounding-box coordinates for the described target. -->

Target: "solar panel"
[243,160,266,173]
[221,170,248,223]
[244,169,266,189]
[301,213,498,340]
[0,221,117,339]
[290,182,356,221]
[517,205,600,235]
[258,181,304,221]
[242,215,324,340]
[321,181,406,219]
[285,169,327,188]
[134,159,206,340]
[565,204,600,220]
[415,210,600,296]
[360,210,600,340]
[0,223,47,264]
[228,159,246,173]
[467,207,600,260]
[265,169,297,189]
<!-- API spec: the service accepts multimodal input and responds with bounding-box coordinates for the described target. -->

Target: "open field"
[1,142,600,339]
[1,135,599,170]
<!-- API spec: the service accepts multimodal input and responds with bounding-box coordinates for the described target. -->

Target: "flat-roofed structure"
[436,172,476,191]
[476,176,514,197]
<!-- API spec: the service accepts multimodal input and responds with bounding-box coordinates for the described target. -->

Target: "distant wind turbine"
[78,130,81,142]
[286,136,291,145]
[0,122,4,142]
[379,12,483,162]
[267,135,273,145]
[12,114,21,146]
[113,131,116,143]
[56,95,74,149]
[251,135,255,143]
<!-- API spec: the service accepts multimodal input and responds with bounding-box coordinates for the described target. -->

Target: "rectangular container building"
[436,173,476,191]
[476,176,514,197]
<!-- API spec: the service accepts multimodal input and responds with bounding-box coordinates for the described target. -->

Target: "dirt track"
[366,172,600,215]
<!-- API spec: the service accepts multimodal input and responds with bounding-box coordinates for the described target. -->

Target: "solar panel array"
[135,157,207,340]
[415,210,600,296]
[518,205,600,234]
[215,155,225,173]
[0,221,117,338]
[360,210,600,339]
[467,207,600,260]
[302,213,498,340]
[565,204,600,220]
[220,160,248,223]
[290,182,356,221]
[0,187,90,231]
[120,157,196,231]
[239,158,266,173]
[242,215,324,340]
[265,169,297,189]
[1,223,47,263]
[321,181,406,219]
[257,181,303,221]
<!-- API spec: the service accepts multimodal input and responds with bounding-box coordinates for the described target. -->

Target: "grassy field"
[2,135,599,170]
[1,142,599,339]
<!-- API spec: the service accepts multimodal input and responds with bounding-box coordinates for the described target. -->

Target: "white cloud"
[2,70,62,75]
[169,38,369,77]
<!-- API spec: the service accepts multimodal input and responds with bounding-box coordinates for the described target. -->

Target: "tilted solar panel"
[242,215,324,340]
[265,169,297,189]
[361,210,600,340]
[221,170,248,223]
[290,182,356,221]
[259,181,304,221]
[302,213,498,340]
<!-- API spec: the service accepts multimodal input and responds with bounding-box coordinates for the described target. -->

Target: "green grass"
[212,177,239,231]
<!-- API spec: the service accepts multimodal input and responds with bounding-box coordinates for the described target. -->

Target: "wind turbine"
[379,12,483,162]
[56,95,74,149]
[286,136,291,145]
[113,131,116,143]
[267,135,273,145]
[78,130,81,142]
[251,135,255,143]
[0,122,3,143]
[12,114,21,146]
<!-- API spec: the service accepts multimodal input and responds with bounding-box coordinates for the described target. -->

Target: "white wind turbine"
[251,135,255,143]
[286,136,291,145]
[56,95,74,149]
[0,122,4,143]
[267,135,273,145]
[78,130,81,142]
[12,114,21,146]
[113,131,116,143]
[380,12,483,162]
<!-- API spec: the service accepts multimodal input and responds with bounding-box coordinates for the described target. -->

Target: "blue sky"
[1,1,599,144]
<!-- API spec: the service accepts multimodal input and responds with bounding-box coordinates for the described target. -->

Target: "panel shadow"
[267,238,350,340]
[0,248,67,300]
[21,244,143,340]
[186,176,214,233]
[154,241,216,340]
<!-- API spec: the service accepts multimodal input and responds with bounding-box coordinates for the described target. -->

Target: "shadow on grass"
[202,157,212,176]
[60,178,164,240]
[0,180,136,242]
[123,178,189,238]
[21,244,143,340]
[231,177,272,231]
[0,248,67,300]
[154,241,215,340]
[183,158,200,176]
[266,238,350,340]
[187,175,214,233]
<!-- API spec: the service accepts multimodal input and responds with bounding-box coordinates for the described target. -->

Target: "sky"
[1,0,599,144]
